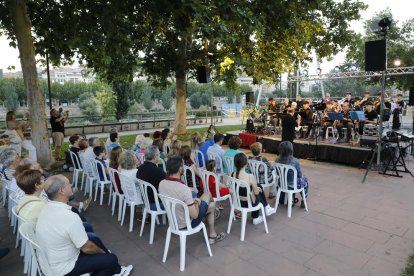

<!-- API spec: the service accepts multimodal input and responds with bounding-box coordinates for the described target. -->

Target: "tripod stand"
[307,112,322,162]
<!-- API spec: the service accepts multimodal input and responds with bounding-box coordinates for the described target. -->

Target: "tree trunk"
[7,0,51,167]
[175,75,187,134]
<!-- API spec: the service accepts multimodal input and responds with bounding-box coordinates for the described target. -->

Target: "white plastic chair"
[182,165,198,193]
[12,206,32,274]
[199,168,232,211]
[274,163,308,218]
[159,194,212,271]
[249,159,277,196]
[81,157,97,197]
[119,173,143,232]
[92,159,112,205]
[19,223,53,276]
[107,167,124,221]
[193,150,205,169]
[69,151,85,190]
[226,176,269,241]
[223,156,235,176]
[1,176,9,207]
[207,151,224,175]
[137,179,166,244]
[325,126,339,139]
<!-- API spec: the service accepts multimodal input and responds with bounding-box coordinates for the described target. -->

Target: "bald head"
[44,175,71,200]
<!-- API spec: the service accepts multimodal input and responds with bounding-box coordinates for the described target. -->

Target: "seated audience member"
[131,134,145,152]
[109,132,121,148]
[139,137,153,154]
[180,145,203,194]
[36,175,133,276]
[81,137,101,177]
[118,150,138,179]
[275,141,309,208]
[206,159,230,209]
[69,134,81,168]
[153,131,162,141]
[206,133,225,173]
[167,140,182,159]
[109,146,124,194]
[16,169,46,224]
[159,156,226,244]
[94,146,109,181]
[15,159,92,213]
[224,136,243,173]
[161,128,173,146]
[152,139,166,160]
[233,153,276,225]
[0,147,24,199]
[136,146,166,210]
[198,134,215,165]
[248,142,274,197]
[191,132,206,167]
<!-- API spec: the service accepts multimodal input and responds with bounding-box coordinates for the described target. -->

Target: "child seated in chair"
[206,159,230,210]
[94,146,109,181]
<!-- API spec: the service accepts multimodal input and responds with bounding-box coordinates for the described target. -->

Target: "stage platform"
[225,131,372,166]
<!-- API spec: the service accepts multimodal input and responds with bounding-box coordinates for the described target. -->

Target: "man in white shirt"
[206,134,225,174]
[36,175,132,276]
[159,156,226,244]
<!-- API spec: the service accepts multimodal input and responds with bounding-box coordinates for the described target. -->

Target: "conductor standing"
[282,108,301,143]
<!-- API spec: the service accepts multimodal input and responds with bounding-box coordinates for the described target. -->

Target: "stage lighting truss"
[287,66,414,82]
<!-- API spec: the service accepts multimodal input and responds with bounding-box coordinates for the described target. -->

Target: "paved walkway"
[1,147,414,275]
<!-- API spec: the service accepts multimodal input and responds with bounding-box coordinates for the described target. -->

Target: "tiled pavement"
[1,150,414,275]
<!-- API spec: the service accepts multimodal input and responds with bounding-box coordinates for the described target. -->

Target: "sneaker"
[252,215,264,225]
[114,265,133,276]
[83,197,92,212]
[265,205,276,216]
[300,200,306,209]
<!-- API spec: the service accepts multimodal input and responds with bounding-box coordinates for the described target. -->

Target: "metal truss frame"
[287,66,414,82]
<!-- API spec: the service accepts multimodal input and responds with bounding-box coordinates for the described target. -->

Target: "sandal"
[209,232,226,244]
[218,204,224,210]
[234,211,242,219]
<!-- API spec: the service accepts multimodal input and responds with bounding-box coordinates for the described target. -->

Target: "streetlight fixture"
[394,59,401,67]
[334,66,340,73]
[316,68,322,75]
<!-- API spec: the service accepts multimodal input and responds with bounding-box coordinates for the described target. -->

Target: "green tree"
[79,97,101,121]
[3,82,19,111]
[190,93,201,109]
[96,83,116,118]
[112,81,131,120]
[161,89,173,110]
[142,89,153,111]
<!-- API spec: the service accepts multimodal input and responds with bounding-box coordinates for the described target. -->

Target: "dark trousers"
[336,122,353,140]
[65,236,117,276]
[240,184,268,218]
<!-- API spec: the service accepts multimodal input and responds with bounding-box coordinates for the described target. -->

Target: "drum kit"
[245,107,281,135]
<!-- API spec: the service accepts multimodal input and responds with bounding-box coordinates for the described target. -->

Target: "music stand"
[327,112,344,121]
[349,111,366,121]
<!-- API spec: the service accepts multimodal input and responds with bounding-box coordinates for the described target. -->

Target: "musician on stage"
[353,96,362,111]
[296,94,303,109]
[336,102,354,143]
[321,93,331,103]
[343,92,355,108]
[267,98,278,112]
[321,101,334,138]
[281,98,291,113]
[332,99,341,112]
[358,101,378,135]
[282,108,301,143]
[360,91,371,107]
[267,98,279,128]
[392,93,405,130]
[300,101,314,138]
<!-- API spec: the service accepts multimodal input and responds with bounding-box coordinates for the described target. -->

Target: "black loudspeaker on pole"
[409,87,414,106]
[245,91,254,105]
[196,66,211,83]
[365,40,386,72]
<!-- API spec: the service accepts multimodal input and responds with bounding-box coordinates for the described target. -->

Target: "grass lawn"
[402,253,414,276]
[60,124,243,153]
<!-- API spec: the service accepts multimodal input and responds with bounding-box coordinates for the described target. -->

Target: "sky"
[0,0,413,74]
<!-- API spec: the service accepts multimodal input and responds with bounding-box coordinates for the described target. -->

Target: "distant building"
[3,66,96,83]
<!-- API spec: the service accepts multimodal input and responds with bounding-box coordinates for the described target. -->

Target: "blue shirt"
[198,138,215,164]
[275,157,302,187]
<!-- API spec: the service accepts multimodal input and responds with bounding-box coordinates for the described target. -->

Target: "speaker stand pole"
[207,81,218,135]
